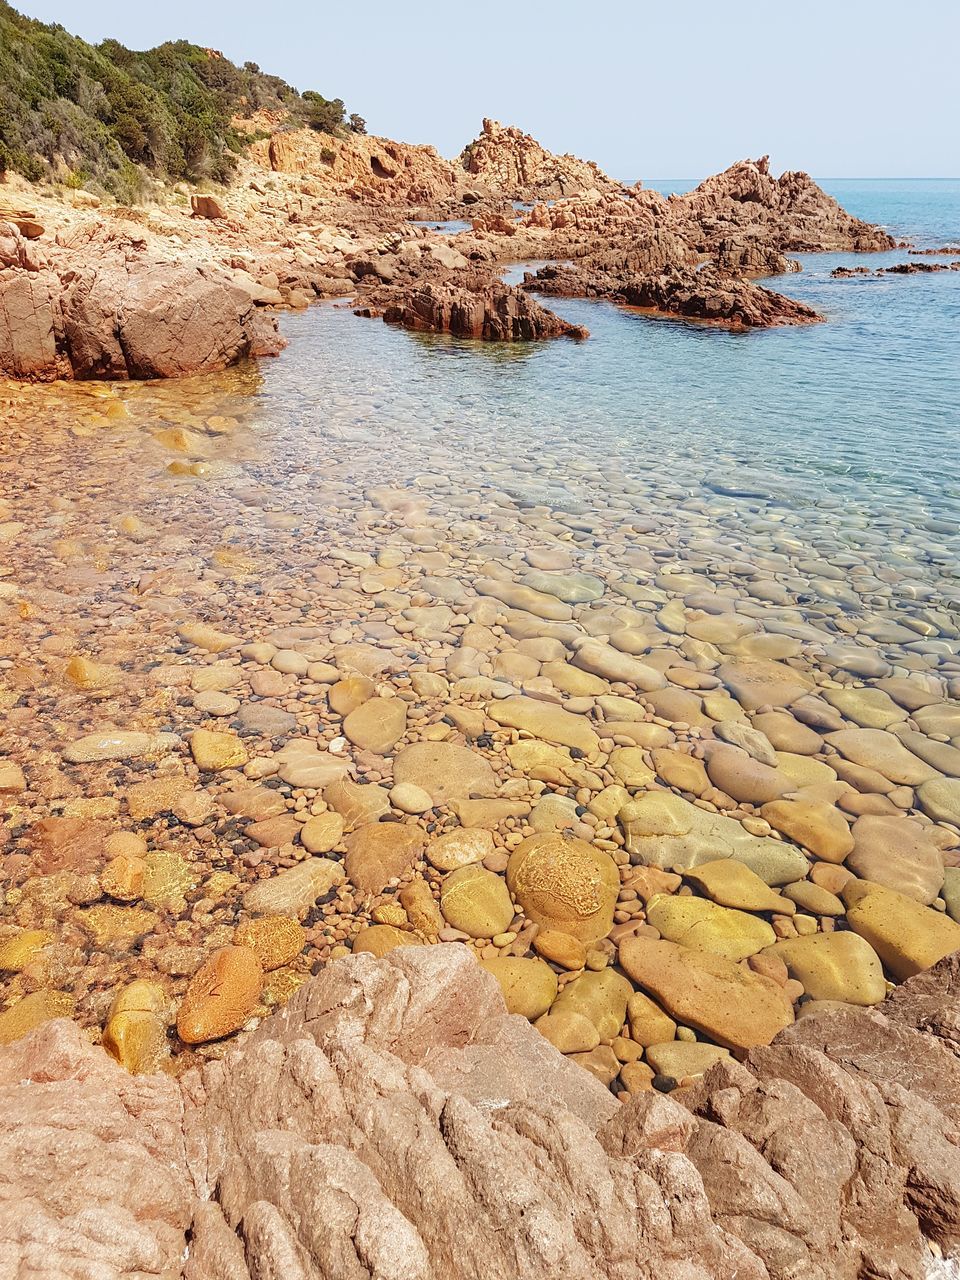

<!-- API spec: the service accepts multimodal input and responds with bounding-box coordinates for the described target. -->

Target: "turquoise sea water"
[277,179,960,535]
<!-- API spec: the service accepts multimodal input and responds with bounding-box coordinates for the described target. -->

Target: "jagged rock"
[528,261,821,330]
[459,118,618,199]
[378,274,587,342]
[670,155,896,254]
[3,947,960,1277]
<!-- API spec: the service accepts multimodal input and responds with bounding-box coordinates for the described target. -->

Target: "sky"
[16,0,960,178]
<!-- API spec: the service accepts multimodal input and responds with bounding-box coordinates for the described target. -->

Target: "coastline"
[2,107,960,1279]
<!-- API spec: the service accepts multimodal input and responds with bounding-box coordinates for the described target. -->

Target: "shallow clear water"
[3,178,960,1060]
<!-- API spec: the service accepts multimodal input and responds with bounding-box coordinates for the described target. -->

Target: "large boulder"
[0,230,285,381]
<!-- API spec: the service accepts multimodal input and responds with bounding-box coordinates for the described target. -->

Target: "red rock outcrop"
[2,946,958,1279]
[527,261,822,330]
[459,118,619,199]
[380,276,588,342]
[0,1017,193,1277]
[251,128,464,206]
[670,155,896,254]
[0,219,284,380]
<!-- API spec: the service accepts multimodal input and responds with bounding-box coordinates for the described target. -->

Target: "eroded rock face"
[3,948,959,1278]
[672,155,897,254]
[458,118,618,199]
[364,267,588,342]
[0,221,284,381]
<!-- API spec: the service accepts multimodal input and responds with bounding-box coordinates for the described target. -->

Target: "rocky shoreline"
[4,946,958,1278]
[2,109,960,1280]
[0,122,915,381]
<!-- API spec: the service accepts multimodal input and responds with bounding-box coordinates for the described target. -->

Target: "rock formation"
[459,118,618,199]
[2,946,957,1278]
[379,275,588,342]
[0,219,284,380]
[669,155,896,254]
[527,261,822,330]
[250,127,466,207]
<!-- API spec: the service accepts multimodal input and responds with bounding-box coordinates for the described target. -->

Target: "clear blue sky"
[16,0,960,178]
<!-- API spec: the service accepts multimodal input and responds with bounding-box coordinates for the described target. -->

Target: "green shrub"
[0,2,361,198]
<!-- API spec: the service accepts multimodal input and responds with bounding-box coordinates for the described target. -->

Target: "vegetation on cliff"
[0,1,363,200]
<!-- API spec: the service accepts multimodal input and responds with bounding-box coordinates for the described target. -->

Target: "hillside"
[0,1,363,201]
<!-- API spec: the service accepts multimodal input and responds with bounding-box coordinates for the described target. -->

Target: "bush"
[0,1,362,198]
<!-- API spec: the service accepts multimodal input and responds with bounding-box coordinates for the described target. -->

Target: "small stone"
[844,880,960,980]
[426,827,494,872]
[342,697,406,755]
[534,1009,600,1053]
[352,925,423,957]
[176,946,263,1044]
[0,759,26,793]
[551,967,633,1040]
[440,864,515,938]
[533,929,588,970]
[760,798,854,863]
[399,879,444,936]
[765,932,886,1005]
[242,858,345,916]
[344,823,427,897]
[63,731,179,764]
[626,991,677,1047]
[101,853,147,901]
[0,991,75,1045]
[0,929,53,972]
[103,980,168,1074]
[506,832,619,943]
[645,1041,731,1079]
[646,893,775,962]
[480,956,558,1020]
[619,936,794,1052]
[300,811,345,854]
[190,729,248,772]
[390,782,433,814]
[393,742,497,803]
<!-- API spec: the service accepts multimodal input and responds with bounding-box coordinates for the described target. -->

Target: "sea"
[246,180,960,567]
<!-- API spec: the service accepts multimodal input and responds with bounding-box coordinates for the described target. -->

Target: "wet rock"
[765,932,886,1004]
[189,728,249,771]
[646,893,776,961]
[506,831,619,942]
[479,956,558,1019]
[392,741,496,803]
[844,880,960,980]
[619,935,794,1051]
[488,696,600,753]
[63,730,180,764]
[342,696,407,754]
[846,814,945,904]
[344,822,427,896]
[176,945,263,1044]
[440,864,515,938]
[551,967,633,1040]
[242,857,345,916]
[760,797,854,862]
[684,859,794,913]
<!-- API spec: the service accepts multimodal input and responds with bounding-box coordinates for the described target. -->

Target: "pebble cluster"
[2,328,960,1100]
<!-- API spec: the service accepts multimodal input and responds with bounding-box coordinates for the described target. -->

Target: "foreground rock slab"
[2,946,959,1278]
